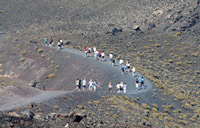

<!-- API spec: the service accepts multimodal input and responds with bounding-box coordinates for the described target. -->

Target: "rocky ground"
[0,0,200,127]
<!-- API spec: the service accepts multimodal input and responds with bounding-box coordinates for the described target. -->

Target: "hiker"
[120,81,124,93]
[123,83,127,93]
[93,46,96,54]
[82,78,86,91]
[135,78,139,90]
[79,79,82,89]
[121,64,125,75]
[44,38,48,45]
[57,40,61,50]
[112,58,116,66]
[98,51,101,60]
[132,66,136,76]
[119,59,124,67]
[101,51,105,61]
[138,77,143,89]
[59,39,63,49]
[93,80,98,91]
[88,47,92,56]
[88,79,93,91]
[84,48,88,57]
[141,76,145,89]
[75,79,80,89]
[124,65,128,73]
[126,61,131,72]
[116,82,120,93]
[109,53,113,64]
[49,37,54,47]
[108,82,112,93]
[95,50,99,60]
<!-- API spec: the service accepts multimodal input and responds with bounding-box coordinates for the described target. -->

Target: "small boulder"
[132,25,140,31]
[22,110,35,119]
[69,109,86,122]
[29,80,37,88]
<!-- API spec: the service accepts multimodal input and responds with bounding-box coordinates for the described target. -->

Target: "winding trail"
[0,35,154,111]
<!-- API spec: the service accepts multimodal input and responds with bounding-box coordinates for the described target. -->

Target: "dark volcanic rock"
[69,109,86,122]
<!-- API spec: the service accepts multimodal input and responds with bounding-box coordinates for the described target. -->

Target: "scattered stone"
[148,23,156,30]
[153,10,163,16]
[111,28,122,35]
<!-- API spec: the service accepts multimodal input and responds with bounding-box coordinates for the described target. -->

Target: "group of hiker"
[80,46,146,93]
[84,46,106,62]
[108,81,127,93]
[44,37,63,49]
[75,78,98,91]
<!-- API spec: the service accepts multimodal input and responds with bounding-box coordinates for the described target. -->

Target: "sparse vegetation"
[48,73,55,78]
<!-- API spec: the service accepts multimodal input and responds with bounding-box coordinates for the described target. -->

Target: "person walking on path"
[120,81,124,93]
[123,83,127,93]
[132,66,136,76]
[108,82,112,93]
[126,60,131,72]
[109,53,113,64]
[84,48,88,57]
[112,58,116,66]
[57,40,61,50]
[98,51,101,60]
[78,79,82,90]
[59,38,63,49]
[141,76,145,89]
[138,77,143,89]
[93,80,98,91]
[121,64,125,75]
[135,78,139,90]
[82,78,86,91]
[75,79,80,90]
[49,37,54,47]
[93,46,96,55]
[116,82,120,93]
[101,51,105,61]
[95,50,99,60]
[44,38,48,45]
[88,79,93,91]
[119,59,124,67]
[88,47,92,56]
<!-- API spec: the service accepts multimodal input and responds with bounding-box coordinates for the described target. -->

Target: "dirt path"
[0,35,154,111]
[60,47,153,95]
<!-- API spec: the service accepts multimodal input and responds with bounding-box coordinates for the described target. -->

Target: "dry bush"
[48,73,55,78]
[38,48,44,53]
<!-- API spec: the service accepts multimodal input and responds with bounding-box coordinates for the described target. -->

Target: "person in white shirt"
[89,79,93,91]
[82,78,86,91]
[109,53,113,64]
[93,46,96,53]
[126,61,131,72]
[119,59,123,67]
[123,83,127,93]
[101,51,105,61]
[132,66,136,76]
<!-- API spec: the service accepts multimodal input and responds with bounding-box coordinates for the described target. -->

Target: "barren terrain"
[0,0,199,127]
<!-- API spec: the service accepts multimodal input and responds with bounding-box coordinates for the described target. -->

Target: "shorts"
[109,58,112,61]
[127,66,130,69]
[102,56,104,58]
[109,88,112,91]
[99,55,101,57]
[83,85,86,88]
